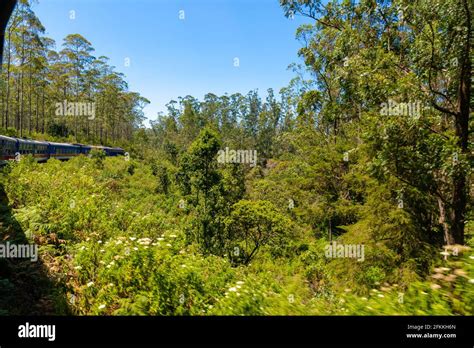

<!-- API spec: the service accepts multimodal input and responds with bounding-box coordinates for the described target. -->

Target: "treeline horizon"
[0,0,149,146]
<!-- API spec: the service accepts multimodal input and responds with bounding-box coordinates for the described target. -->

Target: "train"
[0,135,125,164]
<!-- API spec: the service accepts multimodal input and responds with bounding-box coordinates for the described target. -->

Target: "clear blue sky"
[33,0,309,124]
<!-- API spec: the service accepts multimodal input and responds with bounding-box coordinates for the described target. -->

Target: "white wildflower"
[137,238,152,246]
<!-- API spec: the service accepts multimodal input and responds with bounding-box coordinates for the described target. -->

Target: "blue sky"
[33,0,309,124]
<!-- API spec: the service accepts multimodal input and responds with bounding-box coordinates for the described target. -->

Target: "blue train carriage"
[1,136,125,165]
[105,146,125,157]
[87,145,106,158]
[47,141,81,161]
[0,135,19,164]
[72,143,92,156]
[17,138,50,162]
[88,145,125,157]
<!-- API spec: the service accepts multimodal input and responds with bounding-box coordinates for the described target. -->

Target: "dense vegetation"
[0,0,472,315]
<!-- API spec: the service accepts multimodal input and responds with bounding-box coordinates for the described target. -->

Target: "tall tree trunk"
[35,91,39,132]
[28,51,32,135]
[449,0,472,245]
[0,0,17,69]
[16,70,20,131]
[41,89,45,133]
[4,25,13,128]
[437,198,452,244]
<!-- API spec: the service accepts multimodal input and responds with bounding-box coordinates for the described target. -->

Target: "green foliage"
[1,0,472,316]
[178,128,225,254]
[90,149,106,168]
[224,200,293,265]
[151,162,171,194]
[1,153,473,315]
